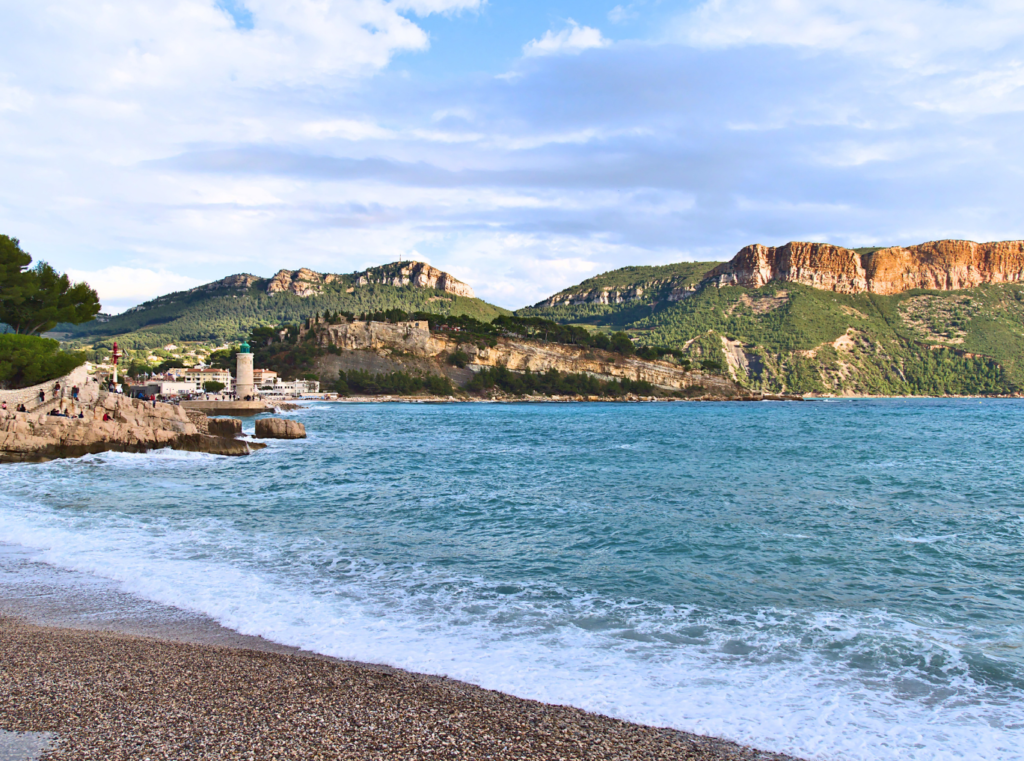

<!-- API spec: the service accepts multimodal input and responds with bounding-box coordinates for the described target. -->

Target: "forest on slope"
[520,263,1024,396]
[61,276,508,352]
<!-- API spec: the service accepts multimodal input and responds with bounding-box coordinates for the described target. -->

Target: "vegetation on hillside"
[522,266,1024,396]
[63,280,509,352]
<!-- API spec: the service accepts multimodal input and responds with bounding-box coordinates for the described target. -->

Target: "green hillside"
[64,275,508,352]
[520,266,1024,396]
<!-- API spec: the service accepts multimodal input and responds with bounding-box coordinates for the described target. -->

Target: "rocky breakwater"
[0,395,260,463]
[706,239,1024,295]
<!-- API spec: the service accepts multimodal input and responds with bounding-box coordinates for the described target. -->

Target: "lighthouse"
[235,341,255,400]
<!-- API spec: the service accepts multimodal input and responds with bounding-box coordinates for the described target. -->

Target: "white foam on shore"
[2,498,1022,761]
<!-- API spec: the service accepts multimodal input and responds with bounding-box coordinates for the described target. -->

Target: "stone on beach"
[254,417,306,439]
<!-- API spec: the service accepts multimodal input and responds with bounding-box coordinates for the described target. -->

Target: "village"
[90,341,322,402]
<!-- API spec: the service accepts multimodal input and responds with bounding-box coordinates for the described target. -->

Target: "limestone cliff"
[353,262,475,299]
[311,320,748,398]
[707,240,1024,295]
[222,261,476,299]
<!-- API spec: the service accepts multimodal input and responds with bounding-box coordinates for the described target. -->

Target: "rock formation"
[0,395,260,463]
[312,320,747,398]
[354,262,475,299]
[207,417,243,438]
[254,418,306,439]
[242,261,475,299]
[706,240,1024,295]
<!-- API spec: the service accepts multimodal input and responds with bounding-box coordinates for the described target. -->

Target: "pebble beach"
[0,616,803,761]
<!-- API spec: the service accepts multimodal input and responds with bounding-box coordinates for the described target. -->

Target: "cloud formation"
[1,0,1023,312]
[523,20,610,57]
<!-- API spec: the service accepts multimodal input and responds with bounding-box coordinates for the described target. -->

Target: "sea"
[1,399,1022,761]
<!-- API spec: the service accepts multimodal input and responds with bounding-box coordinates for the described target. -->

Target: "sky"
[1,1,1023,312]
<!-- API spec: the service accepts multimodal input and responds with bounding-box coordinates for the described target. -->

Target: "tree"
[203,381,226,392]
[609,332,635,356]
[0,334,86,389]
[0,236,101,334]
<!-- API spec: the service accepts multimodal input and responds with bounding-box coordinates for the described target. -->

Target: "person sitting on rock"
[102,412,111,421]
[16,403,26,412]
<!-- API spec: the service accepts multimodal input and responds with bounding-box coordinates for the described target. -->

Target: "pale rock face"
[254,418,306,439]
[354,262,476,299]
[191,274,260,293]
[267,268,325,297]
[707,240,1024,294]
[315,321,448,356]
[313,320,741,395]
[261,261,474,299]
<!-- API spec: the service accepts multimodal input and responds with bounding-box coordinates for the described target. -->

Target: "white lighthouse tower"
[235,341,255,400]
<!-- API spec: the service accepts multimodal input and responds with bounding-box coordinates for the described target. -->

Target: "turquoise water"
[2,400,1023,760]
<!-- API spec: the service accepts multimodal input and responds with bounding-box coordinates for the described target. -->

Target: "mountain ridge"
[67,261,501,350]
[522,239,1024,396]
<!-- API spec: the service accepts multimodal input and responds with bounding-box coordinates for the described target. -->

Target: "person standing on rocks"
[39,389,45,405]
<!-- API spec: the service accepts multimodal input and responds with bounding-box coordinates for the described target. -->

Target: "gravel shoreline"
[0,617,807,761]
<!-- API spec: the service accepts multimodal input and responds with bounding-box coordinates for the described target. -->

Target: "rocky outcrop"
[252,262,474,299]
[207,417,243,438]
[189,274,261,293]
[355,262,475,298]
[254,418,306,439]
[313,320,446,355]
[266,268,340,298]
[312,320,746,397]
[706,240,1024,295]
[0,395,260,463]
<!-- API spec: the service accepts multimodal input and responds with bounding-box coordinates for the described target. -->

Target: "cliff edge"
[707,240,1024,295]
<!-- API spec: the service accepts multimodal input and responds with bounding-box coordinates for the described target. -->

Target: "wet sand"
[0,546,806,761]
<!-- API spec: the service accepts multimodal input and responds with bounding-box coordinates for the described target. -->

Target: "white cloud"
[523,20,610,57]
[65,266,206,313]
[677,0,1024,68]
[392,0,484,16]
[301,119,397,141]
[608,5,637,24]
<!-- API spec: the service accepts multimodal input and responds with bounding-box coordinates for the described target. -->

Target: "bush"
[203,381,226,392]
[333,370,454,397]
[448,349,470,368]
[609,332,634,356]
[466,366,656,397]
[0,334,86,389]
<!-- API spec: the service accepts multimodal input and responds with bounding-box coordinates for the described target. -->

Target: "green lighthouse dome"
[239,341,251,354]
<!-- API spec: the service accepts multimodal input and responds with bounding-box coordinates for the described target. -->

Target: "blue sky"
[1,1,1023,311]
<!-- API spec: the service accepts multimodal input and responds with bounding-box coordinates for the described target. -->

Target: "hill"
[520,240,1024,396]
[62,262,509,352]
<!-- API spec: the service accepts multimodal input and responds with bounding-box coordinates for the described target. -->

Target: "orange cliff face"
[706,240,1024,295]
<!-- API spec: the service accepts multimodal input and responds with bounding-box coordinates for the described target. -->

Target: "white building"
[183,367,233,388]
[258,378,320,396]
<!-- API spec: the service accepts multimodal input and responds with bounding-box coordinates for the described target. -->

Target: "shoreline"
[0,543,807,761]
